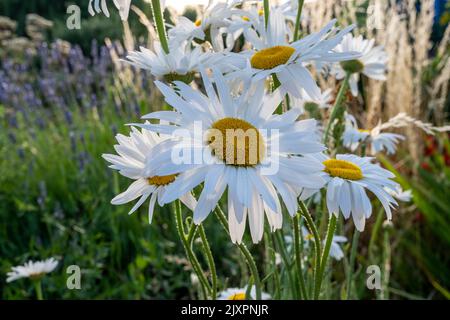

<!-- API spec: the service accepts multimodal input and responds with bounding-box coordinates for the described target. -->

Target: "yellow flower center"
[195,19,202,27]
[250,46,296,70]
[207,117,265,167]
[227,292,246,300]
[147,175,177,186]
[258,9,264,16]
[358,129,371,134]
[242,16,250,21]
[323,159,363,180]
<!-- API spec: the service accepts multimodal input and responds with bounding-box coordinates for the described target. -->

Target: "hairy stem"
[323,72,351,145]
[346,228,360,299]
[173,201,211,298]
[198,224,218,299]
[293,214,309,299]
[315,214,337,299]
[214,206,262,300]
[150,0,169,53]
[293,0,305,41]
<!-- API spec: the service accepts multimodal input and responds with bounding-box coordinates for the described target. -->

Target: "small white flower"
[301,227,347,261]
[102,126,196,223]
[218,286,271,300]
[291,88,333,114]
[168,0,240,51]
[385,186,412,202]
[125,39,216,83]
[343,113,405,155]
[301,153,399,231]
[332,34,388,96]
[329,235,347,261]
[7,258,58,283]
[343,113,371,151]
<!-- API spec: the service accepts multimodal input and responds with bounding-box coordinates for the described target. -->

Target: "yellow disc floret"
[250,46,296,70]
[195,19,202,27]
[323,159,363,180]
[208,117,265,167]
[148,175,177,186]
[227,292,246,300]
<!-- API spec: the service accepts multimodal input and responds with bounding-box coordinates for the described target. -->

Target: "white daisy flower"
[301,227,347,261]
[102,126,196,223]
[227,8,358,101]
[168,0,240,51]
[301,153,399,232]
[332,34,388,96]
[138,68,326,243]
[125,39,216,83]
[291,88,333,115]
[218,286,271,300]
[6,258,58,283]
[343,114,405,155]
[385,186,412,202]
[343,113,371,151]
[329,235,347,261]
[369,128,405,155]
[227,6,265,43]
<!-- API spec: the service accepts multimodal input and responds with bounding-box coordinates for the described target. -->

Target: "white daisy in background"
[300,153,399,231]
[168,0,240,51]
[138,68,326,243]
[227,6,264,44]
[291,88,333,115]
[329,236,347,261]
[385,186,412,202]
[125,39,217,83]
[6,258,58,283]
[301,227,347,261]
[343,113,405,155]
[218,286,271,300]
[342,113,370,151]
[228,8,358,101]
[102,125,196,223]
[332,33,388,96]
[88,0,132,21]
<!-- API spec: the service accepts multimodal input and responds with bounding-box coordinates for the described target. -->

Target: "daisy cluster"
[103,0,411,245]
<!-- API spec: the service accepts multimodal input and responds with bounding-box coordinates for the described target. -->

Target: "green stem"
[214,206,262,300]
[173,201,211,298]
[263,0,270,29]
[381,227,391,299]
[34,279,43,300]
[266,234,281,299]
[150,0,169,54]
[198,225,218,300]
[298,201,321,289]
[273,231,297,298]
[293,0,305,41]
[323,72,351,145]
[345,228,360,300]
[368,207,384,260]
[315,214,337,299]
[293,214,309,299]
